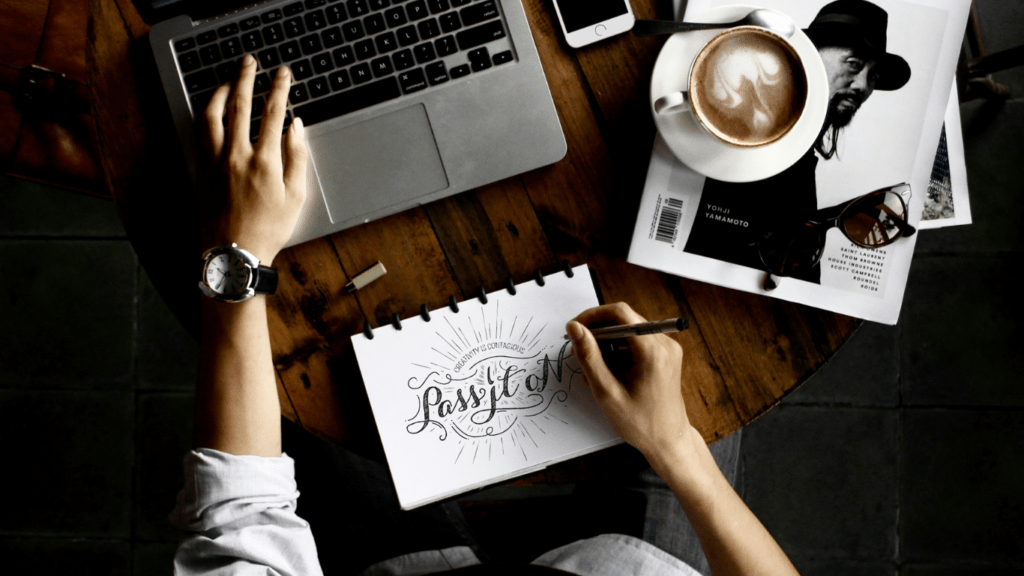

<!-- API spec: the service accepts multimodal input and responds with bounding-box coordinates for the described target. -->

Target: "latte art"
[690,27,807,147]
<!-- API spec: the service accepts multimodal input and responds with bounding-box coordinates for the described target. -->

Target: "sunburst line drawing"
[500,437,505,455]
[436,332,462,354]
[532,420,547,435]
[472,443,480,464]
[432,347,457,362]
[454,443,465,464]
[481,308,488,340]
[468,317,480,344]
[519,422,538,448]
[412,363,431,370]
[508,316,517,340]
[519,317,533,343]
[526,322,548,349]
[445,316,469,348]
[430,362,450,370]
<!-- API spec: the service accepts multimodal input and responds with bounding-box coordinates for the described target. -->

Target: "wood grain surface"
[87,0,859,473]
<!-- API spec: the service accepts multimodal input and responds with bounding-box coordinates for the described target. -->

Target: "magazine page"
[920,82,973,228]
[629,0,971,324]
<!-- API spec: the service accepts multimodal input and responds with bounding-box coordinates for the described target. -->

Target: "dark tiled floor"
[1,4,1022,571]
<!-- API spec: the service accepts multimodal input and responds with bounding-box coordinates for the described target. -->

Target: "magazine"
[628,0,972,324]
[920,82,972,228]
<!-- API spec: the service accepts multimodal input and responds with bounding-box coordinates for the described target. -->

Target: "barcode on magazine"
[652,196,684,247]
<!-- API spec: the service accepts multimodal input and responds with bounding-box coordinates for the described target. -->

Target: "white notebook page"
[352,264,622,509]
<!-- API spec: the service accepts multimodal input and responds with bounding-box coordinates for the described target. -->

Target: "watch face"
[205,253,251,295]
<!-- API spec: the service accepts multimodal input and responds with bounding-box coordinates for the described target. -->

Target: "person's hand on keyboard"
[198,54,308,265]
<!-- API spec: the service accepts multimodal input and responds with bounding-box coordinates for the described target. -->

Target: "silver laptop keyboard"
[173,0,516,141]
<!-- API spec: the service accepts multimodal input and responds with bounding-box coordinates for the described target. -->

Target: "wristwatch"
[199,243,278,303]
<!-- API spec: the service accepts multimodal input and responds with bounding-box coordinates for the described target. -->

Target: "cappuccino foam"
[690,27,807,147]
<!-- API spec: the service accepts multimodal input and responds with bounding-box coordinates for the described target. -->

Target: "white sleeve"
[170,448,324,576]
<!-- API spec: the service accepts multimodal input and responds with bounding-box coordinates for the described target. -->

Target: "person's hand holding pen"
[565,303,698,474]
[566,303,801,576]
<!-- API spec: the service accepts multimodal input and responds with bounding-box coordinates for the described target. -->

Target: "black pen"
[564,317,690,340]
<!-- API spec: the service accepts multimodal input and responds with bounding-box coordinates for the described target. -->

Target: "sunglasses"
[757,183,916,291]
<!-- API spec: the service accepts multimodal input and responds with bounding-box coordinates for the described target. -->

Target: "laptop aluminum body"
[150,0,566,248]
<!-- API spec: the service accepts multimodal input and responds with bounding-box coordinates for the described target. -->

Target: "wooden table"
[87,0,859,474]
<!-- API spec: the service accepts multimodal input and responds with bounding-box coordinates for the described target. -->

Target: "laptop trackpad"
[309,104,449,224]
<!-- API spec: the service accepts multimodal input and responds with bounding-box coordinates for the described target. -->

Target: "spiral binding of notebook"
[360,259,604,340]
[350,260,620,510]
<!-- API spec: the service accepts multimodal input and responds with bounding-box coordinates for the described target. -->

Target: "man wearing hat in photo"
[684,0,911,284]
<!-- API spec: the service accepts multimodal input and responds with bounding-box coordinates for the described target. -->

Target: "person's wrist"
[644,426,708,480]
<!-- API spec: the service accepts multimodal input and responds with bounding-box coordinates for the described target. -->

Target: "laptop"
[146,0,566,248]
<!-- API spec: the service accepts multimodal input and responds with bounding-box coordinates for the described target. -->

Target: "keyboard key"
[425,61,448,85]
[328,69,351,91]
[460,0,497,26]
[439,12,461,33]
[351,63,373,83]
[305,0,327,7]
[385,6,408,27]
[301,33,324,55]
[392,49,414,70]
[396,25,418,46]
[342,20,365,41]
[285,17,307,38]
[427,0,449,14]
[327,4,348,23]
[174,37,195,52]
[322,26,345,48]
[280,40,302,61]
[413,42,436,64]
[261,9,283,24]
[289,81,310,103]
[305,10,327,31]
[434,35,457,56]
[492,50,513,65]
[216,60,240,83]
[254,72,272,93]
[251,95,266,119]
[218,23,239,37]
[221,37,243,58]
[418,18,440,39]
[366,57,389,76]
[312,52,335,73]
[293,76,401,126]
[200,44,222,65]
[450,0,471,6]
[198,30,218,45]
[406,0,428,20]
[258,47,281,68]
[468,47,490,71]
[178,51,201,72]
[333,46,356,66]
[292,59,314,80]
[370,0,390,9]
[284,2,305,16]
[456,20,504,51]
[347,0,369,17]
[241,16,262,30]
[398,68,427,93]
[355,39,377,60]
[263,23,285,44]
[449,63,470,78]
[308,75,331,97]
[241,31,264,51]
[375,32,398,52]
[365,13,387,34]
[184,69,218,93]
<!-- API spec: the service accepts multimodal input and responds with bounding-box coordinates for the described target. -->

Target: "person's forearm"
[650,430,799,576]
[194,295,282,457]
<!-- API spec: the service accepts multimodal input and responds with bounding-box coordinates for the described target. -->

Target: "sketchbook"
[352,264,622,510]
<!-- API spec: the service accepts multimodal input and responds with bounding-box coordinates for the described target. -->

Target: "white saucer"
[650,5,828,183]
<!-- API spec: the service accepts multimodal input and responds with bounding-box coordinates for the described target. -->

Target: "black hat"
[804,0,911,91]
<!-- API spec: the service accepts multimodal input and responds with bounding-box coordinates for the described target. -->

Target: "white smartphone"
[551,0,636,48]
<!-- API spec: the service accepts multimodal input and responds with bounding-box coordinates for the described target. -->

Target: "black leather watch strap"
[253,265,279,295]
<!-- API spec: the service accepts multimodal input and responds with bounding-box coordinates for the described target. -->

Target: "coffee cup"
[654,25,808,148]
